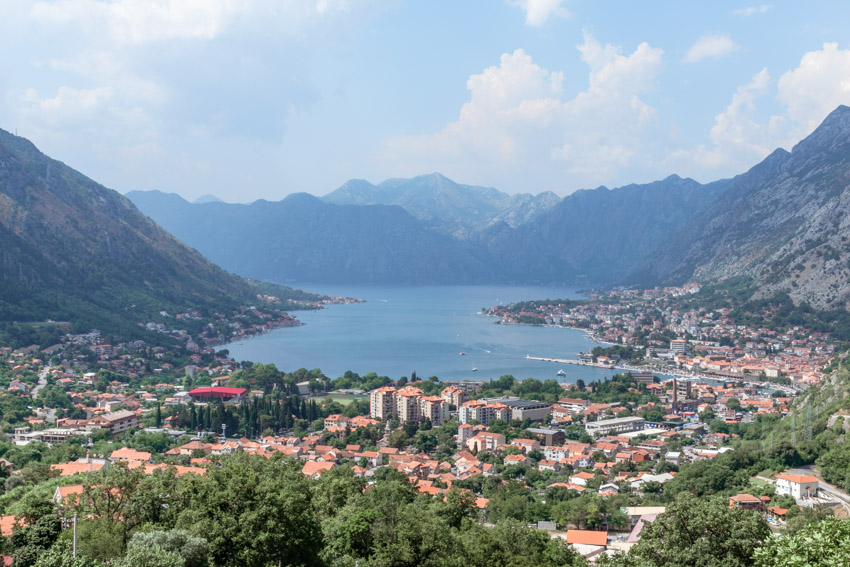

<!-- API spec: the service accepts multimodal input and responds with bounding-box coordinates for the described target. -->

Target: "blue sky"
[2,1,850,202]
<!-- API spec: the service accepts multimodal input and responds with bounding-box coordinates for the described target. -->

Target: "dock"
[525,354,800,395]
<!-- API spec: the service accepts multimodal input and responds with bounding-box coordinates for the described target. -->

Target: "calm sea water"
[224,285,623,384]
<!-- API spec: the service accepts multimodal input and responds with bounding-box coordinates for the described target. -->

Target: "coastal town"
[1,283,847,564]
[485,283,836,390]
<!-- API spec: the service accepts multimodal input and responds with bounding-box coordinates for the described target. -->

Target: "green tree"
[311,466,366,521]
[753,517,850,567]
[459,520,585,567]
[31,541,104,567]
[176,454,322,567]
[613,493,770,567]
[72,462,169,554]
[121,530,209,567]
[11,498,62,567]
[120,544,184,567]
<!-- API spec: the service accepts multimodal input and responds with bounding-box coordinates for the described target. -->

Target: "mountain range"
[7,105,850,326]
[128,106,850,308]
[128,170,730,285]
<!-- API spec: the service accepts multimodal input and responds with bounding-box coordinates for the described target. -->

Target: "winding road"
[30,364,49,398]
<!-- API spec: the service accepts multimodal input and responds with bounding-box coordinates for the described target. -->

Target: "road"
[30,364,50,398]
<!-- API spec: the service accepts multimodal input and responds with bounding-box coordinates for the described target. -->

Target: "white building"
[775,473,819,500]
[585,416,646,438]
[369,387,397,420]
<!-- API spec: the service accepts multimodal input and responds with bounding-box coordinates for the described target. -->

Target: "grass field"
[309,393,368,406]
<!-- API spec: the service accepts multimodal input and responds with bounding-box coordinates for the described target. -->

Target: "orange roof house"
[302,461,335,479]
[51,462,105,477]
[109,447,152,462]
[565,529,608,547]
[0,516,19,537]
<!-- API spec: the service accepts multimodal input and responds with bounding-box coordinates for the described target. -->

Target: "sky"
[2,1,850,203]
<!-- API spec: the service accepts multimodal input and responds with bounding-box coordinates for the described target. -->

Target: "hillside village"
[0,297,846,564]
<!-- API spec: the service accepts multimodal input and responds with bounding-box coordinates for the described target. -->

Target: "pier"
[525,355,801,395]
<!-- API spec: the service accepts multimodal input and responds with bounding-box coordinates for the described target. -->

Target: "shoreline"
[207,296,363,349]
[487,317,797,392]
[523,354,800,394]
[486,315,614,346]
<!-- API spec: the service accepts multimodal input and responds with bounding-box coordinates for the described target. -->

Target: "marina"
[524,355,800,394]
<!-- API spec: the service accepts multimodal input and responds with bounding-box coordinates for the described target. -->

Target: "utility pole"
[73,514,78,557]
[792,413,797,446]
[806,402,812,441]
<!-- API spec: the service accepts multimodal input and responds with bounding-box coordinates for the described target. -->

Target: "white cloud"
[18,86,115,128]
[732,5,771,17]
[382,32,664,191]
[669,43,850,177]
[507,0,569,27]
[777,42,850,138]
[29,0,244,44]
[671,68,780,170]
[683,33,739,63]
[315,0,350,16]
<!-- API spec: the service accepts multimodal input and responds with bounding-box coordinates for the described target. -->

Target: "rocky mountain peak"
[791,104,850,157]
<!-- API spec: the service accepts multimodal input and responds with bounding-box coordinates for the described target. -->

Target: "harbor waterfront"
[224,284,636,384]
[524,355,799,396]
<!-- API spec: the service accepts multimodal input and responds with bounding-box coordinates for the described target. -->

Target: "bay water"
[224,285,623,385]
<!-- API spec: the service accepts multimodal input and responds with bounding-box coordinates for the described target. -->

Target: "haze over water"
[225,285,627,384]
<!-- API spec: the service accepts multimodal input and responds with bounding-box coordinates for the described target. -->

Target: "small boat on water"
[557,369,566,376]
[597,364,614,369]
[460,352,466,356]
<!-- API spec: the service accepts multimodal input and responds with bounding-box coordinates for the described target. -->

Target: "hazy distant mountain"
[0,128,283,339]
[477,175,730,284]
[127,190,496,284]
[631,105,850,310]
[322,172,559,235]
[128,174,724,287]
[126,105,850,303]
[193,194,223,204]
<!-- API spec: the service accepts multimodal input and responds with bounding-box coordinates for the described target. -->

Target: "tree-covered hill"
[0,128,321,344]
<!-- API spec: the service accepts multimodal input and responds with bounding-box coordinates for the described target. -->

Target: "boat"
[472,367,478,372]
[597,364,614,369]
[556,369,566,376]
[460,352,466,356]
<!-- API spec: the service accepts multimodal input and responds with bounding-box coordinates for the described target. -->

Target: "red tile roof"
[566,529,608,546]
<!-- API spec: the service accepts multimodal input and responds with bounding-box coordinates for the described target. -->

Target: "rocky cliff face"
[632,105,850,310]
[0,128,259,329]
